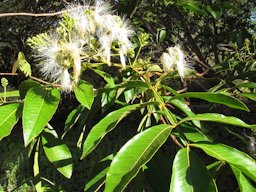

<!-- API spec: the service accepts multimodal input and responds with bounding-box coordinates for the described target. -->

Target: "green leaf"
[62,105,84,138]
[18,80,40,99]
[219,2,236,10]
[124,89,135,103]
[179,113,256,130]
[171,92,249,111]
[236,82,256,89]
[207,161,226,178]
[172,126,210,142]
[0,90,20,98]
[84,155,113,192]
[157,28,167,43]
[101,89,117,113]
[240,93,256,101]
[104,124,172,192]
[23,87,60,146]
[0,103,22,140]
[191,142,256,182]
[19,60,32,77]
[177,1,205,15]
[74,81,94,109]
[92,69,115,85]
[33,138,43,192]
[170,99,200,128]
[81,102,157,159]
[145,151,172,192]
[42,127,73,178]
[205,5,221,19]
[170,148,217,192]
[231,165,256,192]
[14,52,32,77]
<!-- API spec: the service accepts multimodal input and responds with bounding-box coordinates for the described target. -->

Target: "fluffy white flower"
[60,69,73,92]
[160,52,173,72]
[161,45,190,79]
[96,14,133,67]
[31,34,82,92]
[94,0,112,16]
[29,1,134,90]
[98,34,112,64]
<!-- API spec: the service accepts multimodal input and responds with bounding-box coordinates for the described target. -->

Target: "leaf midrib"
[0,105,18,128]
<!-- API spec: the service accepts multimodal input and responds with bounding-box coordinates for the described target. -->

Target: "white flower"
[119,49,126,68]
[160,52,173,72]
[60,69,73,92]
[65,2,134,68]
[161,45,190,79]
[30,33,83,92]
[98,34,112,64]
[96,15,134,67]
[94,0,112,16]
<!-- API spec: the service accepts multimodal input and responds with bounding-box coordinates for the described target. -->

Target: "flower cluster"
[160,45,191,80]
[27,1,134,92]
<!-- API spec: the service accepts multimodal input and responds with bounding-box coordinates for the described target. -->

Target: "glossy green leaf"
[101,89,117,113]
[236,82,256,89]
[0,103,22,140]
[231,165,256,192]
[171,92,249,111]
[42,128,73,178]
[62,105,84,138]
[84,155,113,192]
[207,161,226,178]
[33,138,43,192]
[105,124,172,192]
[74,81,94,109]
[145,151,172,192]
[191,142,256,182]
[18,80,40,99]
[81,102,156,159]
[23,87,60,146]
[240,93,256,101]
[170,148,217,192]
[179,113,256,130]
[170,99,200,128]
[92,69,115,85]
[0,90,20,98]
[124,89,135,103]
[172,126,210,142]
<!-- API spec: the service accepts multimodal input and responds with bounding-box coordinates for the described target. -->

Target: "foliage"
[0,0,256,192]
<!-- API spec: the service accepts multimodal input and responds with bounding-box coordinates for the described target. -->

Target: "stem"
[160,115,183,148]
[132,45,142,66]
[34,138,42,192]
[149,85,177,125]
[3,85,6,103]
[0,6,94,18]
[0,73,18,76]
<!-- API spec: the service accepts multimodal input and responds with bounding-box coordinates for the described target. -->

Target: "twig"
[188,55,211,70]
[177,87,187,93]
[0,73,18,76]
[160,115,184,148]
[0,6,92,18]
[0,72,60,87]
[29,76,59,87]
